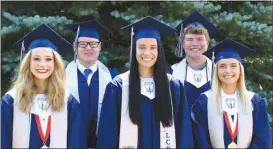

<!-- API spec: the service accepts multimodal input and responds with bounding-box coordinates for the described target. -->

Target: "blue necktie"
[84,69,92,80]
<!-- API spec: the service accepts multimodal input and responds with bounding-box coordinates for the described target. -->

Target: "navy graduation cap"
[203,38,255,63]
[65,19,111,61]
[203,38,255,86]
[121,16,176,41]
[64,19,111,40]
[121,16,176,63]
[176,11,221,36]
[175,11,221,57]
[13,24,72,60]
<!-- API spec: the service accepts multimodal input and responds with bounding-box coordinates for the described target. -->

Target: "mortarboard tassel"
[20,40,25,61]
[129,26,134,67]
[176,23,183,58]
[210,50,215,87]
[74,25,80,62]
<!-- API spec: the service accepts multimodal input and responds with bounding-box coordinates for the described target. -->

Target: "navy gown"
[169,66,211,110]
[96,76,194,148]
[1,94,86,148]
[77,68,118,147]
[191,93,273,148]
[169,65,211,148]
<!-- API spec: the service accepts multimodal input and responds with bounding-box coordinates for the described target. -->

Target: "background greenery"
[1,1,272,136]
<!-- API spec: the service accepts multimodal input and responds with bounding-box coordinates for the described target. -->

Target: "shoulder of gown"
[67,94,80,112]
[168,66,173,74]
[108,67,120,79]
[169,76,187,109]
[250,93,273,148]
[1,93,14,107]
[170,76,183,89]
[67,95,80,111]
[1,93,15,149]
[191,92,209,125]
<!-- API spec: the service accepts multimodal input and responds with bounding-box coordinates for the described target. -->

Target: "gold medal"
[41,143,48,148]
[35,115,51,149]
[41,142,48,149]
[41,144,48,148]
[224,112,238,149]
[227,141,237,148]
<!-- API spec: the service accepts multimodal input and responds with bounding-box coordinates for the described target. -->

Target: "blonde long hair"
[211,62,249,113]
[10,50,66,113]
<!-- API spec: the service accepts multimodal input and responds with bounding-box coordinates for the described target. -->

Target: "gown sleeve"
[168,66,173,74]
[67,95,87,148]
[170,78,193,148]
[191,93,213,148]
[96,78,122,148]
[250,94,273,148]
[1,94,14,149]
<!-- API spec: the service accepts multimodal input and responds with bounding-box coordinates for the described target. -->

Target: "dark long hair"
[129,38,173,127]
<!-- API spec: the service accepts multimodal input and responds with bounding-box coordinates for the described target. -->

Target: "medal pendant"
[227,141,237,148]
[41,144,48,149]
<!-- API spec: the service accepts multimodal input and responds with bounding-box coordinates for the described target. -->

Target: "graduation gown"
[169,58,213,110]
[1,93,86,148]
[191,91,273,148]
[96,74,194,148]
[76,67,118,147]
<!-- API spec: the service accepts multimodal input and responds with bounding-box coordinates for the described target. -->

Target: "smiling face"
[30,47,54,81]
[183,33,209,59]
[136,38,158,71]
[76,37,101,67]
[217,58,241,86]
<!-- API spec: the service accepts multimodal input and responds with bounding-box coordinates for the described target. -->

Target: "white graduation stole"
[118,71,176,148]
[7,89,68,148]
[66,60,112,134]
[140,77,155,99]
[206,89,255,148]
[186,65,208,88]
[31,94,52,136]
[171,57,212,87]
[221,90,238,134]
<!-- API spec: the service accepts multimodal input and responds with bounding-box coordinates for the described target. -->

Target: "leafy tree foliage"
[1,1,272,133]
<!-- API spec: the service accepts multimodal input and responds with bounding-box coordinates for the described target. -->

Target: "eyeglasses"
[77,41,101,48]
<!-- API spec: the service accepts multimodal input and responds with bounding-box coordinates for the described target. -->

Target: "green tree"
[1,1,272,134]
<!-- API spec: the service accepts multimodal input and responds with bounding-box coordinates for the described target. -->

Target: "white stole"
[118,71,176,148]
[7,89,68,148]
[171,57,212,87]
[65,60,112,134]
[206,90,255,148]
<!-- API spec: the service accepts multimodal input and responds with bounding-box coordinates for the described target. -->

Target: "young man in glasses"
[64,20,119,148]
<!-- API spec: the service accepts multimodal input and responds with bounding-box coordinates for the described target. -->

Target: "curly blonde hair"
[10,49,66,113]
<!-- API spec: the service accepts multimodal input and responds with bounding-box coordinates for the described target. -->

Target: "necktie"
[84,69,92,80]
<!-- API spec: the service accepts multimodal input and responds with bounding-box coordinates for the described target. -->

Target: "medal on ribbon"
[224,112,238,148]
[35,115,51,148]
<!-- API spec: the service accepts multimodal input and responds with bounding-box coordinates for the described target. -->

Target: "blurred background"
[1,1,272,135]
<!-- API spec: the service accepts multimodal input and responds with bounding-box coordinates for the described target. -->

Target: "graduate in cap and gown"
[1,24,86,148]
[169,11,222,110]
[64,20,119,148]
[191,38,273,148]
[97,16,194,148]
